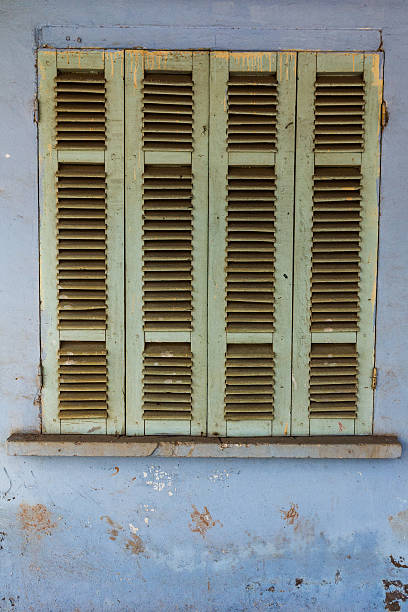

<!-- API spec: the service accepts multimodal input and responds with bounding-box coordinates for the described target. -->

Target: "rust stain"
[280,503,299,526]
[383,579,408,611]
[295,578,303,588]
[112,466,119,476]
[189,505,222,538]
[390,555,408,569]
[18,504,57,538]
[125,533,145,555]
[100,515,123,541]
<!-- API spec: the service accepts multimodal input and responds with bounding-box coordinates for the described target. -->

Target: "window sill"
[6,433,401,459]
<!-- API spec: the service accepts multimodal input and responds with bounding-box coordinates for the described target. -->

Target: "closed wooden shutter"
[292,52,382,435]
[39,50,124,434]
[125,51,209,435]
[208,52,296,436]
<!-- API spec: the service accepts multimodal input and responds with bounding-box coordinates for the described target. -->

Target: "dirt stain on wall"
[18,504,57,539]
[389,509,408,539]
[189,505,222,538]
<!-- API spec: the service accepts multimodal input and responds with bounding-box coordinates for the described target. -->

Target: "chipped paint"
[1,4,407,612]
[18,504,57,539]
[189,505,222,538]
[100,515,123,541]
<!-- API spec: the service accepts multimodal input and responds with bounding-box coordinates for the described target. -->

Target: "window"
[38,49,382,437]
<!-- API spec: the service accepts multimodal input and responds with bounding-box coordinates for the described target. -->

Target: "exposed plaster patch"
[100,515,123,541]
[143,466,176,494]
[209,469,231,482]
[125,532,145,555]
[18,503,57,539]
[189,505,222,538]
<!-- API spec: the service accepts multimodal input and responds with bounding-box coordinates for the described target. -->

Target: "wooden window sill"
[6,434,401,459]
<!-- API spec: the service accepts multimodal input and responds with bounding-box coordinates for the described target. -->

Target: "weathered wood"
[105,50,125,435]
[292,52,382,436]
[292,52,316,435]
[38,49,59,433]
[7,433,402,459]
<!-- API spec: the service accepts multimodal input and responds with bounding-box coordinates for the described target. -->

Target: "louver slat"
[58,341,108,419]
[227,166,276,332]
[56,71,106,149]
[143,72,193,151]
[227,74,278,151]
[143,343,192,420]
[225,344,274,420]
[57,164,107,329]
[311,167,361,332]
[142,166,193,330]
[314,73,365,151]
[310,344,358,418]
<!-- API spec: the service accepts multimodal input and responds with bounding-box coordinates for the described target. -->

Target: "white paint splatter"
[209,469,231,482]
[143,504,156,513]
[129,523,139,534]
[144,517,149,525]
[4,153,11,158]
[143,466,175,493]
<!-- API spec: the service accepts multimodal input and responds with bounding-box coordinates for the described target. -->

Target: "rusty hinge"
[33,95,39,124]
[371,367,377,390]
[381,101,388,130]
[34,362,43,408]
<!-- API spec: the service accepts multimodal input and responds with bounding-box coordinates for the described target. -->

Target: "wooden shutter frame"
[39,49,125,434]
[208,51,296,436]
[125,50,209,435]
[292,52,383,435]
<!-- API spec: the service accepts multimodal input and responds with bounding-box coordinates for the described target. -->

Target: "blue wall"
[1,1,408,610]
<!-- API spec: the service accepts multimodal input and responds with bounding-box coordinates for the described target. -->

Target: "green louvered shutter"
[208,52,296,436]
[292,52,382,435]
[125,51,209,435]
[39,50,124,434]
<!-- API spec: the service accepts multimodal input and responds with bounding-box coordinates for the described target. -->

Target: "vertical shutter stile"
[208,52,296,436]
[125,51,209,435]
[292,52,382,435]
[39,50,125,434]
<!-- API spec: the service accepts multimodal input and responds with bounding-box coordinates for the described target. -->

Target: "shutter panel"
[125,51,209,435]
[39,50,124,434]
[208,52,296,436]
[292,52,382,435]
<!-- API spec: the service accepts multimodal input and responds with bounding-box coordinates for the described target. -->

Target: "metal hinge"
[371,367,377,390]
[33,95,39,124]
[37,362,43,389]
[381,101,388,130]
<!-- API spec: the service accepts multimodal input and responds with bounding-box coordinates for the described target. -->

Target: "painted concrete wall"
[1,1,408,610]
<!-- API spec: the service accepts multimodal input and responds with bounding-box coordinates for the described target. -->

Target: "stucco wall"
[1,1,408,610]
